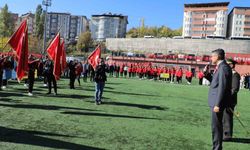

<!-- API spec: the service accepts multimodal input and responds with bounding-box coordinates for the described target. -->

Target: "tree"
[126,26,182,38]
[29,35,41,53]
[0,4,15,37]
[35,4,44,39]
[77,31,93,52]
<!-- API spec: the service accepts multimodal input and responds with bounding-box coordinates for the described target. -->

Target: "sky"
[0,0,250,29]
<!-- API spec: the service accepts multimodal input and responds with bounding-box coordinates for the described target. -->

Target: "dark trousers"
[223,106,235,138]
[129,72,132,78]
[47,75,57,94]
[70,74,76,89]
[199,78,203,85]
[44,76,47,84]
[0,71,3,88]
[83,72,88,82]
[176,77,181,83]
[3,79,7,86]
[76,75,81,86]
[211,107,225,150]
[124,71,127,77]
[186,77,192,83]
[28,73,35,93]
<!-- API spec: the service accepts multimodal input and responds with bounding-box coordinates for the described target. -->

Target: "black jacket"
[94,64,107,82]
[231,71,240,106]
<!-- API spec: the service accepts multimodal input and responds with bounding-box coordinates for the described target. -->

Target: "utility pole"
[42,0,52,54]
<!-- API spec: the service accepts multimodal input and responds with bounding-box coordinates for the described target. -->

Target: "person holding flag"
[88,45,107,105]
[45,33,62,95]
[7,19,29,82]
[93,58,108,105]
[27,55,39,96]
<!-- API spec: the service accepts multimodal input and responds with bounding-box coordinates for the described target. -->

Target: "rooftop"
[184,2,230,8]
[92,12,127,18]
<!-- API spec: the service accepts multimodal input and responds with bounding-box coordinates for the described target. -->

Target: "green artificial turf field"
[0,78,249,150]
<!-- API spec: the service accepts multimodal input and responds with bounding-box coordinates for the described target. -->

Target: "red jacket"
[185,71,192,78]
[176,70,183,77]
[198,72,204,79]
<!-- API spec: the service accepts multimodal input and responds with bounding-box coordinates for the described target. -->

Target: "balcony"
[192,21,204,25]
[192,27,203,31]
[243,32,250,36]
[206,21,216,25]
[206,14,217,18]
[244,26,250,29]
[192,14,204,19]
[206,27,216,31]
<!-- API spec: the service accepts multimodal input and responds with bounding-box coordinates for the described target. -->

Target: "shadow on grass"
[43,93,93,100]
[99,101,168,110]
[62,111,160,120]
[225,138,250,144]
[83,88,159,97]
[0,126,104,150]
[0,98,22,103]
[12,88,45,92]
[105,82,123,85]
[0,92,25,97]
[0,102,98,112]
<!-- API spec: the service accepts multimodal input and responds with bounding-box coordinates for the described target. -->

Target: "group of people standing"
[0,54,58,96]
[106,62,196,84]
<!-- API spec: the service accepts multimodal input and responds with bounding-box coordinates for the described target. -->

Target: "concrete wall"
[106,38,250,55]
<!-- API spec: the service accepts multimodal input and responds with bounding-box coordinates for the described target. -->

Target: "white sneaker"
[28,92,33,96]
[43,84,47,87]
[2,86,6,89]
[24,84,28,87]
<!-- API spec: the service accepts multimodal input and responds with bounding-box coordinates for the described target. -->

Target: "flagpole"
[229,108,250,135]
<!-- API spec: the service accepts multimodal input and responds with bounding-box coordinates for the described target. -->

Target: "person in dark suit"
[223,59,240,141]
[203,49,232,150]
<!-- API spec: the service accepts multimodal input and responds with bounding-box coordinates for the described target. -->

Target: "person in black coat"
[27,55,39,96]
[0,55,7,90]
[94,58,107,105]
[203,49,232,150]
[44,58,57,95]
[223,59,240,140]
[68,60,76,89]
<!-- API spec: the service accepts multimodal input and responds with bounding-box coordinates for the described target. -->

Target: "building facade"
[19,13,35,34]
[69,15,88,42]
[46,12,88,42]
[183,2,229,38]
[227,7,250,38]
[90,13,128,41]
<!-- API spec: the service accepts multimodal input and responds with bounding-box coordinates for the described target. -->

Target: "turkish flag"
[8,20,29,81]
[8,20,27,52]
[47,33,60,61]
[46,33,62,80]
[88,45,101,69]
[60,40,67,73]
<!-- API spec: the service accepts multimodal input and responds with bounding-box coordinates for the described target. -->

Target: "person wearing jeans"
[94,58,107,105]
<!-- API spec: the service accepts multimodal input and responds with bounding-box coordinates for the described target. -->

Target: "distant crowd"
[1,54,250,92]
